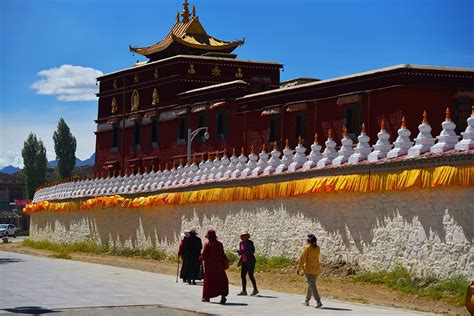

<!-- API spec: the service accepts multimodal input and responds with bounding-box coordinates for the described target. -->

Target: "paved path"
[0,251,431,315]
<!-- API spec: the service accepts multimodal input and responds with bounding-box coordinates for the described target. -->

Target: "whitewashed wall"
[30,187,473,278]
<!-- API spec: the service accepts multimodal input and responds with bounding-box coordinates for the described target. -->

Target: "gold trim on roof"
[131,90,139,112]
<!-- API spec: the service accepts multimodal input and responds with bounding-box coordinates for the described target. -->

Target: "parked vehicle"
[0,224,17,238]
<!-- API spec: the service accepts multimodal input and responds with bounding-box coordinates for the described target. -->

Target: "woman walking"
[297,234,322,308]
[200,230,229,304]
[237,232,258,296]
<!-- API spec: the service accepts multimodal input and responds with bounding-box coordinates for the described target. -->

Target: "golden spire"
[176,11,180,22]
[181,0,190,23]
[328,129,333,140]
[472,105,474,116]
[361,122,366,134]
[165,162,169,170]
[401,116,407,128]
[262,143,266,152]
[445,107,451,121]
[207,151,211,160]
[314,132,318,144]
[380,119,385,131]
[223,147,228,157]
[422,110,428,124]
[158,163,162,171]
[251,144,255,154]
[298,136,302,145]
[285,138,289,148]
[342,127,348,137]
[232,147,236,157]
[241,146,245,155]
[192,5,196,18]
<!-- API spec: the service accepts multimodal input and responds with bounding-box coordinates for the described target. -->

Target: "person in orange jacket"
[297,234,322,308]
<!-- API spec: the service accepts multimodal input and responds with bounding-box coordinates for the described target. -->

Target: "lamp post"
[187,127,209,164]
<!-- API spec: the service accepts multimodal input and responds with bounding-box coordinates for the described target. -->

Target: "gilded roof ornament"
[235,67,243,78]
[154,68,159,79]
[188,63,196,74]
[192,5,196,18]
[211,66,221,76]
[401,116,407,128]
[131,90,139,111]
[152,88,159,106]
[111,97,118,114]
[445,107,451,121]
[181,0,190,23]
[422,110,428,124]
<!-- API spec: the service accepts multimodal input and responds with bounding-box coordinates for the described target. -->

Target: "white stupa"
[215,149,230,180]
[199,154,214,182]
[455,106,474,151]
[316,130,338,168]
[231,147,248,179]
[368,119,392,162]
[387,116,413,159]
[275,139,294,174]
[407,111,436,158]
[185,156,199,184]
[333,127,354,166]
[222,148,239,179]
[263,142,281,175]
[241,145,259,178]
[289,136,307,172]
[207,153,221,181]
[193,155,206,182]
[431,108,460,153]
[348,123,372,164]
[303,133,322,171]
[251,144,269,177]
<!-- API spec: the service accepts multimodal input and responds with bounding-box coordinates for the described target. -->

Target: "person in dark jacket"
[178,230,190,283]
[237,231,258,296]
[200,229,229,304]
[178,228,202,284]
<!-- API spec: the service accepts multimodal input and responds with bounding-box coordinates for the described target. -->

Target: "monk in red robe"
[200,229,229,304]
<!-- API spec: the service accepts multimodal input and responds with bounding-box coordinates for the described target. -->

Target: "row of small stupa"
[32,108,474,203]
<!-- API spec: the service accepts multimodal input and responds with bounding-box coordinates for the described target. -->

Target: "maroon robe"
[200,235,229,299]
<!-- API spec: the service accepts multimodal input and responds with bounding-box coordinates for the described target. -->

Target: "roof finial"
[298,136,302,145]
[328,129,333,140]
[445,107,451,121]
[380,118,385,131]
[361,122,366,134]
[314,132,318,144]
[422,110,428,124]
[401,116,407,128]
[342,126,348,137]
[181,0,190,23]
[192,4,196,18]
[285,138,289,148]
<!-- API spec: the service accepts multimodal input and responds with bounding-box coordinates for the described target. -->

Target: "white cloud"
[0,151,23,169]
[31,64,103,101]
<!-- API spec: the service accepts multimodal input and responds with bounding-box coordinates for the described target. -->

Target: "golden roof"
[129,2,244,57]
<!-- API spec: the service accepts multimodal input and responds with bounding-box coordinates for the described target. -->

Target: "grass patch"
[255,255,295,272]
[51,251,72,260]
[23,239,166,261]
[352,265,468,307]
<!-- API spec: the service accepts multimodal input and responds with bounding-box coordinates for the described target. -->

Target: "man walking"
[237,231,258,296]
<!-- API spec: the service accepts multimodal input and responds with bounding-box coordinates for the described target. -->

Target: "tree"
[21,133,47,199]
[53,118,77,179]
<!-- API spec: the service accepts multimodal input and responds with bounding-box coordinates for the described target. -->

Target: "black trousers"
[241,261,257,292]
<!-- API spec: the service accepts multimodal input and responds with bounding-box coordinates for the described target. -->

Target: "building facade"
[94,2,474,175]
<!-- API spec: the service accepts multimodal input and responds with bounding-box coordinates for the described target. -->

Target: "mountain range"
[0,153,95,174]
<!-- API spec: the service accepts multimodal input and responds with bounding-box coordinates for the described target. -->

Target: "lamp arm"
[190,127,208,141]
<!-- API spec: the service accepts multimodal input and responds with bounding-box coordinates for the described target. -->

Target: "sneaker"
[315,301,323,308]
[250,290,259,296]
[219,297,227,305]
[237,291,247,296]
[302,301,309,306]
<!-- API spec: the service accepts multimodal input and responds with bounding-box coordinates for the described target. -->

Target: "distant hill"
[0,165,21,174]
[48,153,95,168]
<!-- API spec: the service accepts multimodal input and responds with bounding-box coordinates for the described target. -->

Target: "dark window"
[269,116,280,143]
[197,112,207,140]
[151,119,158,147]
[344,103,363,139]
[453,98,473,135]
[134,121,141,148]
[295,113,306,144]
[178,117,188,141]
[112,124,119,148]
[216,109,228,139]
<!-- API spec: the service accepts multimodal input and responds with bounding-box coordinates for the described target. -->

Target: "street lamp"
[187,127,209,164]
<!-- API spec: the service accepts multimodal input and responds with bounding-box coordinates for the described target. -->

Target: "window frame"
[216,108,228,140]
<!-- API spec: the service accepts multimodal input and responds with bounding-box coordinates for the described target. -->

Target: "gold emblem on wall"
[188,63,196,74]
[113,79,117,90]
[152,88,159,106]
[211,65,221,76]
[131,90,139,111]
[154,69,159,79]
[235,67,243,78]
[134,73,139,83]
[111,97,118,114]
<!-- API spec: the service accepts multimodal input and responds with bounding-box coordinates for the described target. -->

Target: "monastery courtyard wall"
[29,186,473,278]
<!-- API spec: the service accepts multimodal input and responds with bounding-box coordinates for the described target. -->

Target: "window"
[269,115,280,143]
[295,113,306,144]
[344,103,363,139]
[197,112,207,140]
[151,119,158,148]
[134,121,141,149]
[216,108,228,139]
[112,124,119,149]
[453,98,473,135]
[178,117,188,143]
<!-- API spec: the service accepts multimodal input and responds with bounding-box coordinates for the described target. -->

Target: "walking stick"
[176,255,180,283]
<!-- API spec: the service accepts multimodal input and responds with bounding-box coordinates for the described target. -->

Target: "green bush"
[255,255,294,272]
[225,251,239,265]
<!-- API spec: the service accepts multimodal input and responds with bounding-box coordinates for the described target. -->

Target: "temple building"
[94,1,474,175]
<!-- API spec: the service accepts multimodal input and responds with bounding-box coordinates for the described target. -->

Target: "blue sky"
[0,0,472,168]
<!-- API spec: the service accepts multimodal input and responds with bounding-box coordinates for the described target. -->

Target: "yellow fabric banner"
[23,165,474,215]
